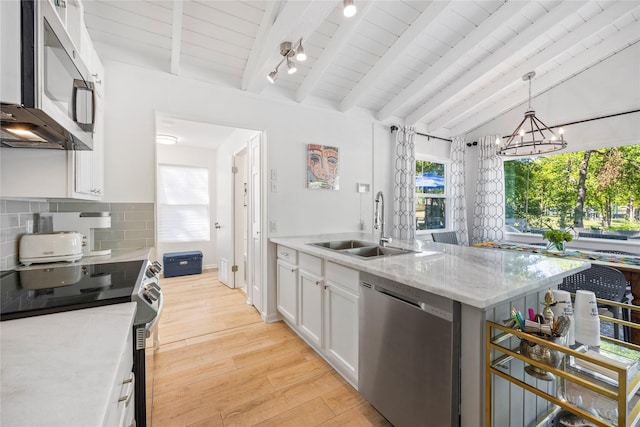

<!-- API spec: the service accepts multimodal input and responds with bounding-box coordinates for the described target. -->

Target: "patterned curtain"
[472,135,505,244]
[450,137,469,245]
[392,126,416,240]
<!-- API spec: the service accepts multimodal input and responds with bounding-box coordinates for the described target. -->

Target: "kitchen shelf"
[486,300,640,427]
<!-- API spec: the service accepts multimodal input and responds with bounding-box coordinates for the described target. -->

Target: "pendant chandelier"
[496,71,567,156]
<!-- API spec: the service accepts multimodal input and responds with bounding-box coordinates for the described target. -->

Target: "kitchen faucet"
[374,191,391,246]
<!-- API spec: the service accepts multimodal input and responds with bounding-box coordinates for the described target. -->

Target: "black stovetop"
[0,260,144,321]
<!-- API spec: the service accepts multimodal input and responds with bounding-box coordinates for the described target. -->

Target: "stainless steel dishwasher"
[359,272,461,427]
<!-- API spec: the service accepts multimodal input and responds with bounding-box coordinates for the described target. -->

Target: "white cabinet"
[104,324,135,427]
[298,253,323,348]
[73,98,104,199]
[274,247,360,387]
[276,246,298,324]
[324,262,359,385]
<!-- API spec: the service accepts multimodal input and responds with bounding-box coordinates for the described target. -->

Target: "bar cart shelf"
[486,314,640,427]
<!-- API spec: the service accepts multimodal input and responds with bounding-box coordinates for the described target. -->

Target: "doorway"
[154,113,264,314]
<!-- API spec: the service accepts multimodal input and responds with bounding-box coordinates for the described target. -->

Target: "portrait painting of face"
[307,144,339,190]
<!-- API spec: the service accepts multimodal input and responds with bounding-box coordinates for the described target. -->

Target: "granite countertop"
[271,233,590,309]
[1,302,137,427]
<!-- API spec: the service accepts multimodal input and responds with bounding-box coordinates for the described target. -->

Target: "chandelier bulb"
[343,0,357,17]
[495,137,501,145]
[519,128,525,136]
[559,128,564,135]
[267,69,278,83]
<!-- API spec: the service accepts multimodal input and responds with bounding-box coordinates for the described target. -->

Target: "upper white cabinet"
[73,98,104,199]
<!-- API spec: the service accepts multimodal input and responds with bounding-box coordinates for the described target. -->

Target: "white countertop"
[1,302,137,427]
[271,233,590,309]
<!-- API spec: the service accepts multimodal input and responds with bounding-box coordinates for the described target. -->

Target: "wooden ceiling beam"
[169,0,183,75]
[241,1,280,91]
[404,1,584,126]
[338,1,450,113]
[295,1,373,103]
[428,2,637,134]
[447,22,640,137]
[376,0,526,122]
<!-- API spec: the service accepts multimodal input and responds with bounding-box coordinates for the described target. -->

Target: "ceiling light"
[287,58,297,75]
[266,38,306,83]
[343,0,357,17]
[267,69,278,84]
[296,39,306,62]
[156,134,178,145]
[496,71,567,157]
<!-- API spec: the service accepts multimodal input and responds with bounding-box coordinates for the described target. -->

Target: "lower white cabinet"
[276,258,298,324]
[275,247,360,387]
[324,262,359,385]
[104,327,135,427]
[299,268,324,348]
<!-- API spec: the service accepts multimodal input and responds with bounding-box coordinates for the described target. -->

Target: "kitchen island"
[270,233,590,427]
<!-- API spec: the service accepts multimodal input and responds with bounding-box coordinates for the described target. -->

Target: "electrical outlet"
[359,220,366,231]
[270,221,278,233]
[26,220,34,234]
[271,181,278,192]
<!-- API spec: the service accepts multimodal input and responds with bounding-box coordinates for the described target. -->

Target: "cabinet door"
[299,269,323,348]
[324,282,358,384]
[277,259,298,324]
[73,99,103,199]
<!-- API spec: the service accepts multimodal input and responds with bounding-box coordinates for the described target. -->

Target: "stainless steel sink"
[342,246,416,258]
[311,240,375,250]
[309,240,416,259]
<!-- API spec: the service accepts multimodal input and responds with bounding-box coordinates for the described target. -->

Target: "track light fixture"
[265,38,307,84]
[343,0,357,17]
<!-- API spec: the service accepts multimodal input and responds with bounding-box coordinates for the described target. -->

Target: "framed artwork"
[307,144,339,190]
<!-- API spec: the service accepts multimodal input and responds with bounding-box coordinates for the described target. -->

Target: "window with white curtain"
[415,159,448,232]
[158,165,210,242]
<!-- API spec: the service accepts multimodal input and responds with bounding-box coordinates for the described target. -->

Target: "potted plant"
[542,229,573,252]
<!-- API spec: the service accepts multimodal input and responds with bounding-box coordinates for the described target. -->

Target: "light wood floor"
[152,270,391,427]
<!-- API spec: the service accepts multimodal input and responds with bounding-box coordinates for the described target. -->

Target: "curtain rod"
[390,125,452,143]
[500,109,640,139]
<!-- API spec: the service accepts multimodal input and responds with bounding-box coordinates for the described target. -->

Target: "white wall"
[156,143,217,269]
[101,60,385,319]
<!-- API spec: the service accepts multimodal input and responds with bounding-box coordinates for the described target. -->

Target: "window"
[415,160,447,231]
[158,165,210,242]
[504,144,640,240]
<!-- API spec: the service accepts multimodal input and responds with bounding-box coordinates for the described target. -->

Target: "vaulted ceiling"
[82,0,640,137]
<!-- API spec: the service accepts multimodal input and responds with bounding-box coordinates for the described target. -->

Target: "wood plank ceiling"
[82,0,640,137]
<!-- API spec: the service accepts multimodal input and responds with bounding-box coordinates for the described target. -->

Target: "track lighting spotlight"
[296,40,306,62]
[287,58,297,75]
[267,69,278,84]
[343,0,356,17]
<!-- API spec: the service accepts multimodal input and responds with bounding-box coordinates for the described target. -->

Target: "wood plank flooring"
[152,270,391,427]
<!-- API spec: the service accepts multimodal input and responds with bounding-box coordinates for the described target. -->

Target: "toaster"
[19,232,84,266]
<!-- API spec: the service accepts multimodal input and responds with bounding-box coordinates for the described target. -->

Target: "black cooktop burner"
[0,260,145,321]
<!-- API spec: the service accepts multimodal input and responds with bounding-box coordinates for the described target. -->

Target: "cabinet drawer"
[299,252,322,276]
[277,245,297,263]
[325,262,359,295]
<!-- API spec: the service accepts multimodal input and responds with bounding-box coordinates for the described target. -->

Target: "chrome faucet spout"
[374,191,391,246]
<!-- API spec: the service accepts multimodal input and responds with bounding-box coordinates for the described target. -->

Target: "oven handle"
[145,290,164,338]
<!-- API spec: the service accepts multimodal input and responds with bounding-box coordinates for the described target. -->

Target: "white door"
[233,149,248,293]
[248,134,263,312]
[215,142,236,288]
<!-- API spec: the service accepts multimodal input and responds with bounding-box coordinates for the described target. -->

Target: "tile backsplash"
[0,199,155,270]
[0,199,49,270]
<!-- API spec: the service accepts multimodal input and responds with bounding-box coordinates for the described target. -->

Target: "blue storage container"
[163,251,203,277]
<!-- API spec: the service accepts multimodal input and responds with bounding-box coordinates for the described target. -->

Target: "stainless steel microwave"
[0,0,96,150]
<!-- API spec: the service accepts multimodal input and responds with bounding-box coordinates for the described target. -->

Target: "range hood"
[1,104,90,150]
